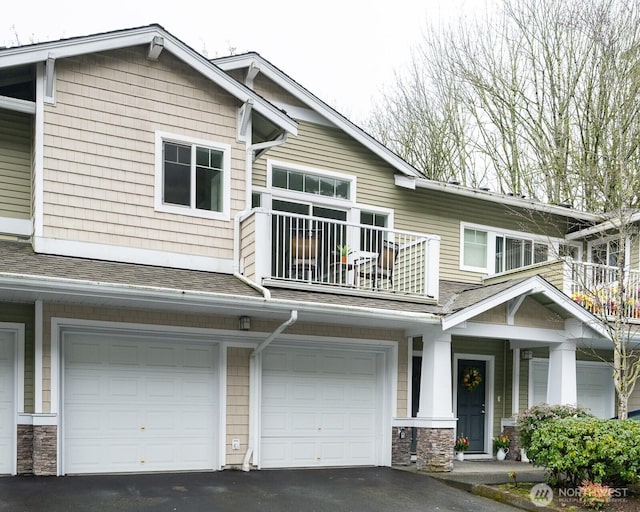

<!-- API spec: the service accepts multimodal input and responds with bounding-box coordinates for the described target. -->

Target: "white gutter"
[0,272,438,323]
[565,211,640,240]
[243,310,298,471]
[413,178,600,222]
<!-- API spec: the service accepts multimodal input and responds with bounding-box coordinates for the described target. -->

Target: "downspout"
[242,310,298,472]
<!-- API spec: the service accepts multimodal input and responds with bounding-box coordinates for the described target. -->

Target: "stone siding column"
[17,424,34,475]
[391,426,411,466]
[416,427,454,472]
[33,425,57,475]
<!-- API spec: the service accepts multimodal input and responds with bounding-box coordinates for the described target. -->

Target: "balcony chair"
[289,231,319,281]
[359,240,399,289]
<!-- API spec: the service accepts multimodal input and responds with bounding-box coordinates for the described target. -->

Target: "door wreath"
[462,367,482,391]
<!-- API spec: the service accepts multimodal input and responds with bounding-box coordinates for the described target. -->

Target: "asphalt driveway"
[0,467,518,512]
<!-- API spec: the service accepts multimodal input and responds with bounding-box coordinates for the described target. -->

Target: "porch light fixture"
[521,349,533,360]
[239,316,251,331]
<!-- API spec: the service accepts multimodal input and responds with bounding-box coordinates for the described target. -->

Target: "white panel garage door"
[531,360,615,418]
[64,332,218,474]
[261,346,382,468]
[0,331,14,475]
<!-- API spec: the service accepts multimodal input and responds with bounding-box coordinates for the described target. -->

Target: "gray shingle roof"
[0,240,262,298]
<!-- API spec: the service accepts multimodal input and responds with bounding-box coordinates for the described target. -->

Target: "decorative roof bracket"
[147,36,164,60]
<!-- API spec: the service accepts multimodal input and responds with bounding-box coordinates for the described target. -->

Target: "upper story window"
[271,165,352,201]
[154,132,231,220]
[461,222,559,274]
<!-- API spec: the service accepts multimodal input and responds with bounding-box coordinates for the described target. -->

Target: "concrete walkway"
[397,459,546,491]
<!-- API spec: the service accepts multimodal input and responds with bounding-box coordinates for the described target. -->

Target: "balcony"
[238,210,440,301]
[484,259,640,320]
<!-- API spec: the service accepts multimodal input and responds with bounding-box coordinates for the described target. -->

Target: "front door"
[456,359,486,452]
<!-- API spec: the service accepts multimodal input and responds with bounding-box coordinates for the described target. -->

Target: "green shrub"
[527,417,640,487]
[517,403,594,450]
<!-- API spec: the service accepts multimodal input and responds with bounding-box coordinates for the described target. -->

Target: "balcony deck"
[238,210,440,302]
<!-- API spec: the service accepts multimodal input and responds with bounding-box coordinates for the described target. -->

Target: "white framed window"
[588,236,627,267]
[460,222,562,274]
[154,131,231,220]
[266,160,356,205]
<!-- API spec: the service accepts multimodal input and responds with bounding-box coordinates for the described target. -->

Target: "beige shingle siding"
[226,347,250,466]
[0,109,32,219]
[42,46,245,257]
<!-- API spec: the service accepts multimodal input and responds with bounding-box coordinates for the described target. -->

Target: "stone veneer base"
[415,427,454,472]
[32,425,57,476]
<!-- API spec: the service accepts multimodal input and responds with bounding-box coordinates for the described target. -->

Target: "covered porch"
[392,276,611,472]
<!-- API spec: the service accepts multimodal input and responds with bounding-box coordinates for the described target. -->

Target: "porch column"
[546,341,577,406]
[415,327,456,472]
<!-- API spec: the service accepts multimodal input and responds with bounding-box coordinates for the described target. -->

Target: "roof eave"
[0,26,297,137]
[414,178,599,222]
[213,53,422,178]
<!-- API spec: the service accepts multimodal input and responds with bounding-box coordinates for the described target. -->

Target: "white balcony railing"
[239,210,440,300]
[568,261,640,319]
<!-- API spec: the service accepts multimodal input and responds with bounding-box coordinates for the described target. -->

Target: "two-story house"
[0,24,629,477]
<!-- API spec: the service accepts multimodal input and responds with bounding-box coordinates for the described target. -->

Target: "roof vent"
[479,186,490,192]
[448,180,461,185]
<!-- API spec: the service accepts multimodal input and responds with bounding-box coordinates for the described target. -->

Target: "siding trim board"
[33,237,234,274]
[0,322,25,475]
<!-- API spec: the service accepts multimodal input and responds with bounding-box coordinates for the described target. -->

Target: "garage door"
[261,346,382,468]
[531,360,615,418]
[0,331,14,475]
[63,332,219,474]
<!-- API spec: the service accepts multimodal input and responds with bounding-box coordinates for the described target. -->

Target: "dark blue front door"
[457,359,486,452]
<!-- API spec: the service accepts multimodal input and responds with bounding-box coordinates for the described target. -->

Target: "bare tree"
[367,0,640,213]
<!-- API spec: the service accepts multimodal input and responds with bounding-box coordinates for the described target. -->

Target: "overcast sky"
[4,0,486,122]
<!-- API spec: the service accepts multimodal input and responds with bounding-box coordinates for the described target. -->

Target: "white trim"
[267,159,357,203]
[0,95,35,114]
[219,343,228,468]
[392,417,458,429]
[34,300,43,414]
[453,353,495,456]
[0,323,24,475]
[33,237,234,273]
[34,64,45,239]
[154,131,232,221]
[512,348,520,415]
[0,217,32,237]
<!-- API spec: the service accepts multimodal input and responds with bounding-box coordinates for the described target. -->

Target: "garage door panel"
[64,334,218,474]
[109,344,140,365]
[146,345,179,368]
